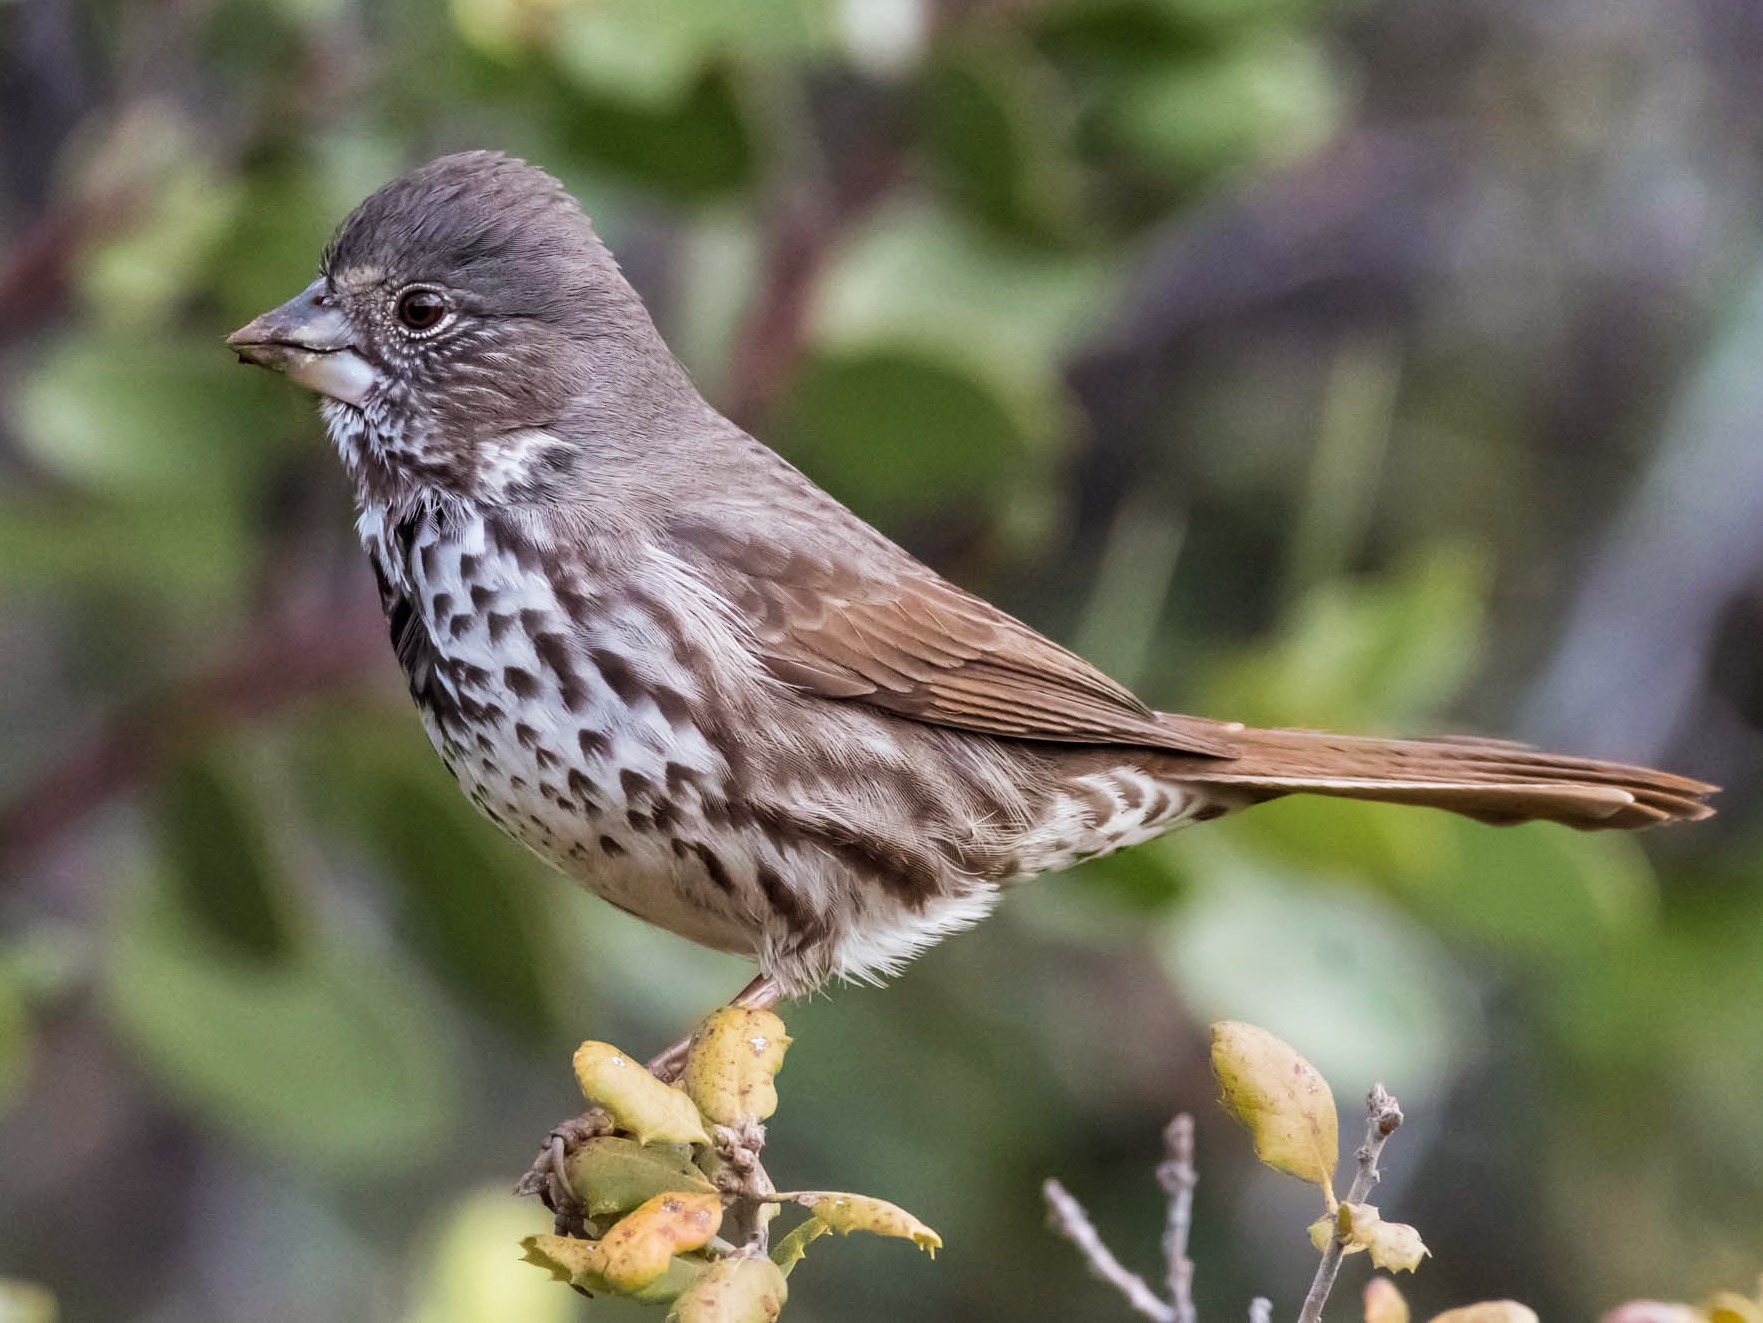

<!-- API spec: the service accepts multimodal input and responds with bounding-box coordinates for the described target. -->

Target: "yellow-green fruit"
[682,1007,790,1127]
[596,1191,724,1294]
[565,1135,716,1219]
[668,1253,788,1323]
[520,1234,708,1303]
[793,1193,941,1254]
[573,1041,710,1145]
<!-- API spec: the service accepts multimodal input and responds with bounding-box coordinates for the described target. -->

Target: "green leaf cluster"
[522,1006,938,1319]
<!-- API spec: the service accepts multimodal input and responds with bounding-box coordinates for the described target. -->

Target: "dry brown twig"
[1043,1113,1200,1323]
[1299,1086,1405,1323]
[1047,1086,1407,1323]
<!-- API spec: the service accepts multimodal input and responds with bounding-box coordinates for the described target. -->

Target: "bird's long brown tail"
[1171,724,1717,830]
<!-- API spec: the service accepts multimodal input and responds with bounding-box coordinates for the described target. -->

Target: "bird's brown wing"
[670,514,1239,758]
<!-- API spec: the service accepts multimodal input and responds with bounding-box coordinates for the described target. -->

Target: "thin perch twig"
[1043,1112,1201,1323]
[1044,1178,1175,1323]
[1157,1115,1198,1323]
[1297,1086,1404,1323]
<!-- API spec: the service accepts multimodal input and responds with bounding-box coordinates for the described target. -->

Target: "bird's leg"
[513,1108,614,1235]
[644,973,783,1082]
[517,975,787,1231]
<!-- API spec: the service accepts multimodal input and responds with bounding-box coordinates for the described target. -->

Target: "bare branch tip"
[1367,1084,1404,1137]
[1157,1113,1198,1196]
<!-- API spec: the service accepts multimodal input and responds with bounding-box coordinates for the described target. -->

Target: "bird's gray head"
[229,151,698,504]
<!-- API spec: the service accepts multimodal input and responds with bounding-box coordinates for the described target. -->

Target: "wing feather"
[669,514,1238,758]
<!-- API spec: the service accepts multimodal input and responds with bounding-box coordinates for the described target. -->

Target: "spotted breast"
[353,492,1210,994]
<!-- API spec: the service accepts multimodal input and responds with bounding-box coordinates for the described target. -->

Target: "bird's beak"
[227,278,380,405]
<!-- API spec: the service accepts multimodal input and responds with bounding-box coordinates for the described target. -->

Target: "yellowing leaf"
[596,1192,724,1293]
[1359,1217,1428,1273]
[769,1217,832,1277]
[520,1195,722,1300]
[1707,1292,1763,1323]
[791,1193,942,1255]
[564,1135,716,1219]
[1366,1277,1411,1323]
[521,1232,600,1284]
[682,1007,791,1127]
[1427,1303,1540,1323]
[573,1042,710,1145]
[522,1233,703,1302]
[1211,1020,1339,1194]
[1308,1205,1427,1272]
[668,1252,789,1323]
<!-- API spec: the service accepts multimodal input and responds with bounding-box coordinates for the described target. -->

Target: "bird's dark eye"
[395,287,448,332]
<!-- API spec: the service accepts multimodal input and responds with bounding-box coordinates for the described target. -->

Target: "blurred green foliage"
[1,0,1761,1321]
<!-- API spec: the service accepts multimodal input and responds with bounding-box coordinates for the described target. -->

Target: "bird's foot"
[514,1108,614,1236]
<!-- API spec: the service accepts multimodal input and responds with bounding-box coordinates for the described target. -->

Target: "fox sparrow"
[229,152,1714,1012]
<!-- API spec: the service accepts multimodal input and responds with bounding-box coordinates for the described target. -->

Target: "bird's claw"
[515,1110,613,1236]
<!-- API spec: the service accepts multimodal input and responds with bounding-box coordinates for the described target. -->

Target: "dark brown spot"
[487,612,515,643]
[469,583,493,610]
[652,686,693,727]
[451,661,491,688]
[620,768,654,802]
[591,648,643,705]
[504,667,540,699]
[533,633,572,680]
[1071,782,1114,829]
[579,729,610,759]
[748,803,941,904]
[502,529,543,573]
[514,722,540,748]
[756,861,815,930]
[554,584,595,619]
[566,770,599,808]
[692,843,734,892]
[599,835,625,857]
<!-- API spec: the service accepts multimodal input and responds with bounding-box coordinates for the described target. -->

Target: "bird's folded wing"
[669,514,1239,758]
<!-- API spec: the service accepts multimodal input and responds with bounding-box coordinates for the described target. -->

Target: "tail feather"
[1177,725,1717,830]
